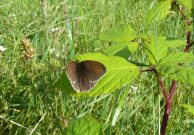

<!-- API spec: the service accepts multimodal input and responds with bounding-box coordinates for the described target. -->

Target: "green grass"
[0,0,193,134]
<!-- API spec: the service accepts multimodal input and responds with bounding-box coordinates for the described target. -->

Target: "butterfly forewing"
[66,60,106,92]
[80,60,106,82]
[66,61,80,91]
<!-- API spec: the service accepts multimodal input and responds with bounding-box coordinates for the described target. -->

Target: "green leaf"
[53,72,76,94]
[181,104,194,115]
[159,52,194,65]
[146,0,171,24]
[54,53,139,96]
[165,38,186,48]
[99,25,137,42]
[77,53,139,96]
[104,42,139,56]
[177,0,192,9]
[157,64,194,86]
[144,36,168,65]
[127,42,139,53]
[66,116,101,135]
[113,46,132,60]
[143,36,186,65]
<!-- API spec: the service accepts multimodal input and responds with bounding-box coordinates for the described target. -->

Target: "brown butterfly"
[66,60,106,92]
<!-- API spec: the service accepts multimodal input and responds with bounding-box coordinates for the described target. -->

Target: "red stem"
[157,75,168,102]
[141,2,193,134]
[140,66,155,73]
[184,31,192,52]
[160,103,171,135]
[160,80,176,135]
[160,1,193,134]
[175,1,193,52]
[169,80,177,100]
[174,2,191,26]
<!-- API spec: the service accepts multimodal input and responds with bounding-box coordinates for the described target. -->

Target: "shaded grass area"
[0,0,193,134]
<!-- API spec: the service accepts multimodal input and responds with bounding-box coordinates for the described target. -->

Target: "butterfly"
[66,60,106,92]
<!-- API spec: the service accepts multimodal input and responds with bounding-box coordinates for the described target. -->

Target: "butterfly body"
[66,60,106,92]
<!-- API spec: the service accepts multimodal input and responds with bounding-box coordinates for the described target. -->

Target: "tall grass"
[0,0,193,134]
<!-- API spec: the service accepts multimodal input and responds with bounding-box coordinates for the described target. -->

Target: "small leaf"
[157,64,194,86]
[181,104,194,115]
[77,53,139,96]
[53,72,76,94]
[146,0,171,24]
[144,36,168,65]
[104,42,139,56]
[66,116,101,135]
[143,36,186,65]
[114,46,132,60]
[99,25,137,42]
[177,0,192,9]
[159,52,194,65]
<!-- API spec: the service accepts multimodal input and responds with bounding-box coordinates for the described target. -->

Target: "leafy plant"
[55,53,139,96]
[54,0,194,134]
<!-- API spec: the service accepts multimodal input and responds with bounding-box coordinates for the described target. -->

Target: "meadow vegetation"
[0,0,193,134]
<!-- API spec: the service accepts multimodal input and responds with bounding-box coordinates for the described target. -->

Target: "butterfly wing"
[66,61,80,91]
[66,60,106,92]
[80,60,106,81]
[79,60,106,91]
[78,71,96,91]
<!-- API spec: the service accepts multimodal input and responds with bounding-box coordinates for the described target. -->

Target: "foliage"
[1,0,194,134]
[99,25,137,42]
[55,0,194,134]
[103,42,138,56]
[66,116,101,135]
[55,53,139,96]
[146,0,171,24]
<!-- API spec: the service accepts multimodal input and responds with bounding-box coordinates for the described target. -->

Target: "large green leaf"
[104,42,139,56]
[55,53,139,96]
[76,53,139,96]
[181,104,194,115]
[159,52,194,65]
[157,64,194,86]
[144,36,168,65]
[146,0,171,24]
[66,116,101,135]
[177,0,192,9]
[99,25,137,42]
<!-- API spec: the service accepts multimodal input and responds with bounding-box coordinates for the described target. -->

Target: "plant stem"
[139,66,155,73]
[184,31,192,52]
[160,80,176,135]
[174,1,191,26]
[160,2,193,134]
[156,75,168,102]
[141,2,193,133]
[160,102,171,135]
[174,1,193,52]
